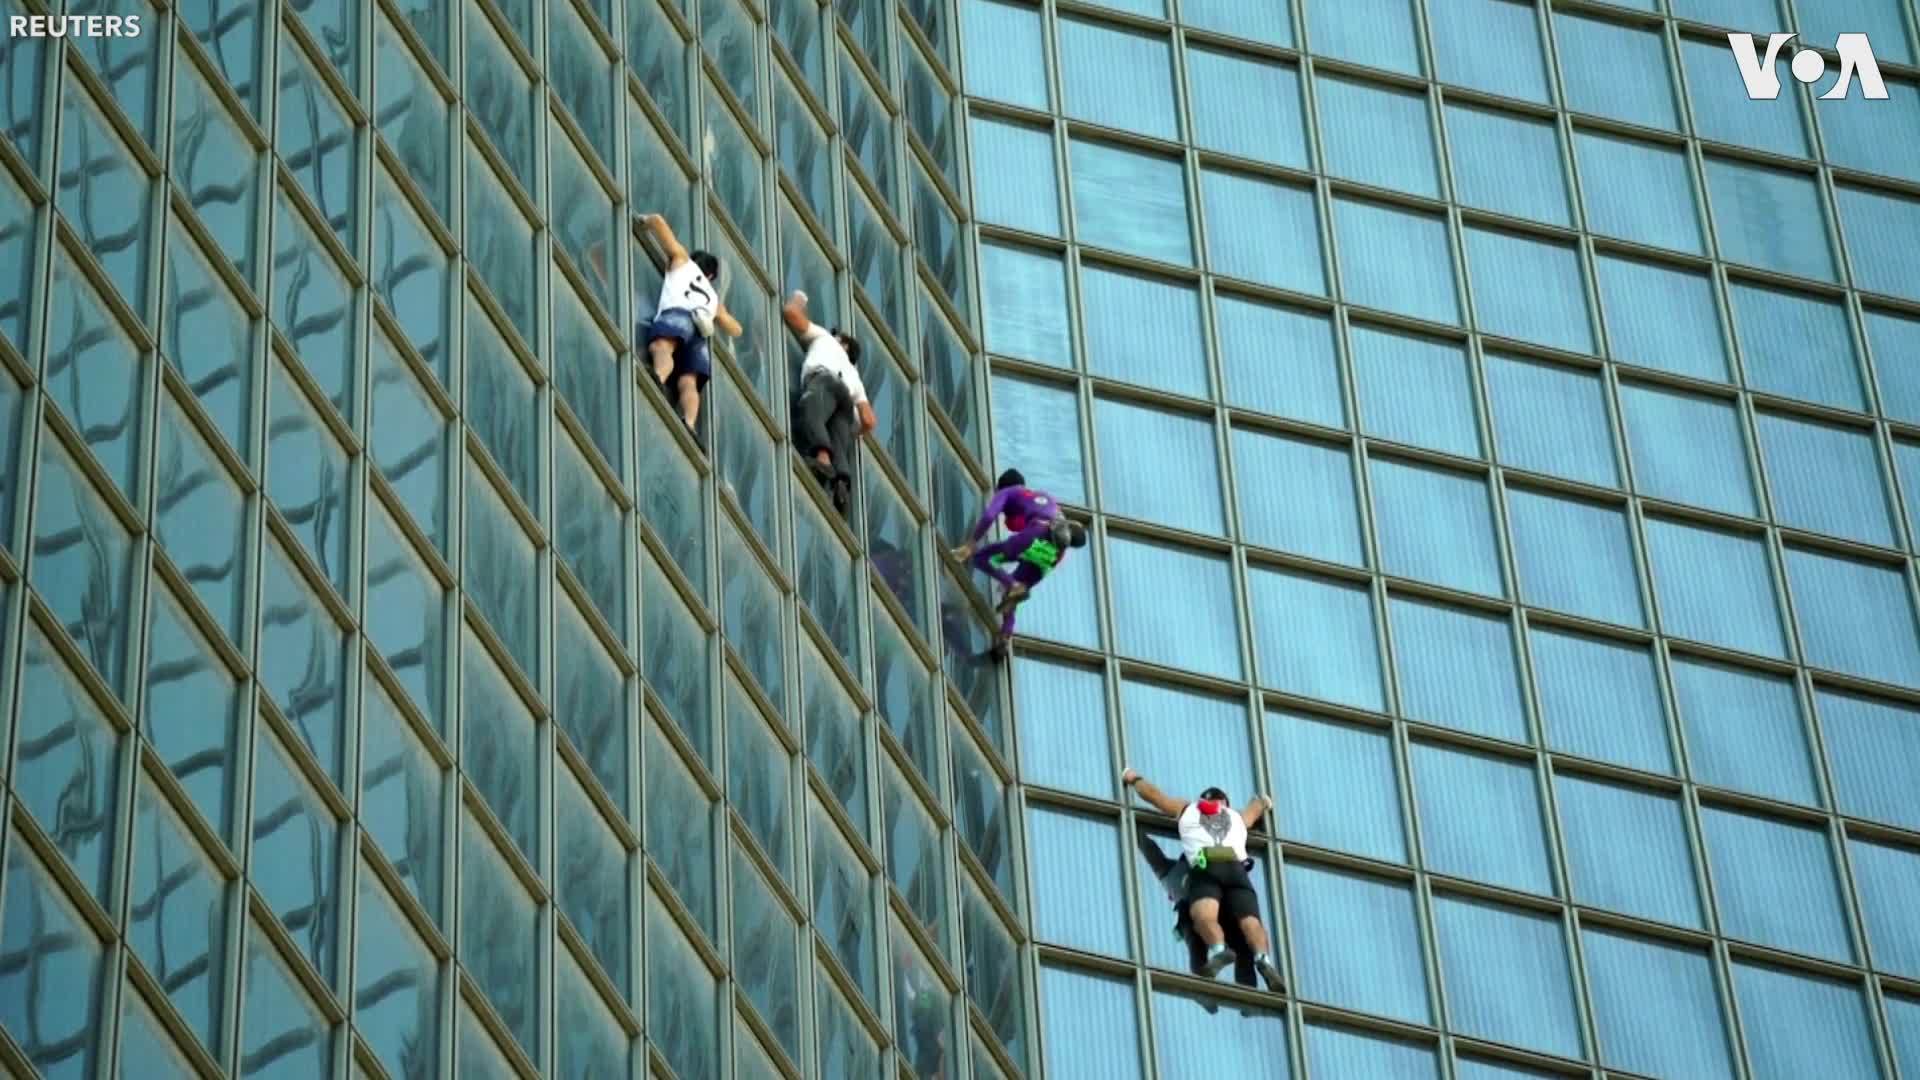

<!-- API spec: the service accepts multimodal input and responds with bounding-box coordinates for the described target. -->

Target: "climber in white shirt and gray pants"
[783,290,875,513]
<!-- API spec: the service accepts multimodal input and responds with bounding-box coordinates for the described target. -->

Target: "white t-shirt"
[1177,802,1249,863]
[798,324,868,406]
[657,259,719,321]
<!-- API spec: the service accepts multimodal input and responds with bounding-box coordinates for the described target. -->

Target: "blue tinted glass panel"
[135,784,225,1041]
[257,541,347,784]
[1335,197,1458,325]
[1555,13,1678,129]
[1895,996,1920,1080]
[1216,296,1343,426]
[1818,688,1920,831]
[1682,37,1808,157]
[1730,282,1862,411]
[249,730,341,979]
[354,865,441,1079]
[1816,74,1920,183]
[1673,657,1819,805]
[369,332,450,555]
[1758,413,1894,547]
[1015,658,1110,798]
[162,218,253,454]
[363,500,446,730]
[1706,158,1835,282]
[1121,679,1256,804]
[1732,962,1882,1080]
[1432,896,1583,1059]
[239,920,331,1078]
[1317,76,1438,197]
[1529,627,1671,773]
[1286,863,1430,1024]
[1231,428,1365,565]
[46,255,143,499]
[1202,169,1325,295]
[1081,265,1207,397]
[1702,806,1853,962]
[961,0,1047,109]
[366,169,445,382]
[359,681,446,920]
[1351,325,1480,458]
[276,41,357,252]
[1187,48,1305,168]
[1182,0,1290,45]
[1157,992,1293,1078]
[980,242,1073,367]
[173,55,259,280]
[1270,711,1405,862]
[1411,742,1553,895]
[1027,807,1129,957]
[1108,535,1242,680]
[1390,597,1529,742]
[970,116,1058,236]
[1070,140,1191,266]
[375,9,451,222]
[1620,383,1756,516]
[991,373,1084,507]
[1445,103,1568,225]
[647,723,716,934]
[142,589,241,840]
[154,395,248,645]
[1250,567,1385,712]
[647,897,717,1080]
[1058,18,1178,141]
[463,635,539,863]
[1094,399,1221,535]
[1039,966,1143,1080]
[1582,129,1704,253]
[1583,929,1736,1079]
[266,362,352,597]
[1305,1024,1436,1079]
[1429,0,1551,102]
[1464,227,1593,354]
[1850,836,1920,978]
[1786,548,1920,687]
[1370,458,1504,597]
[1838,184,1920,303]
[1869,309,1920,424]
[1670,0,1779,28]
[15,622,122,899]
[1596,254,1728,380]
[1556,774,1700,927]
[1305,0,1421,76]
[0,839,104,1078]
[1646,518,1786,658]
[465,12,533,183]
[1484,353,1617,486]
[1506,488,1643,627]
[31,441,135,698]
[464,463,539,681]
[58,84,151,312]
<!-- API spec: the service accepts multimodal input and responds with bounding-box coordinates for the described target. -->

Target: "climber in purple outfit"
[950,469,1086,657]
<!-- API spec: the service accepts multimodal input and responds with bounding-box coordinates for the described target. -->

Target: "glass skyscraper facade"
[1,0,1920,1076]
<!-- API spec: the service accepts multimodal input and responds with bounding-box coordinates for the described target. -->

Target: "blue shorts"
[644,307,712,385]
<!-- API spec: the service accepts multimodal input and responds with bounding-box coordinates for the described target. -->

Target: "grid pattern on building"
[965,0,1920,1078]
[0,0,1028,1077]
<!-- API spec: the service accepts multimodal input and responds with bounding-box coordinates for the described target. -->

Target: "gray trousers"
[795,371,857,483]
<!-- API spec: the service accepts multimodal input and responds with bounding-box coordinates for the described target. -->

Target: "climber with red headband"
[1121,766,1285,993]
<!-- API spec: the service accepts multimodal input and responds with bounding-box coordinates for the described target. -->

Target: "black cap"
[1200,786,1229,803]
[995,468,1025,490]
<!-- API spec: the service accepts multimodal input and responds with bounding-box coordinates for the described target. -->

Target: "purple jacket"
[969,486,1060,543]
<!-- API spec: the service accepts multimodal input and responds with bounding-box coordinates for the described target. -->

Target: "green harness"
[991,538,1062,573]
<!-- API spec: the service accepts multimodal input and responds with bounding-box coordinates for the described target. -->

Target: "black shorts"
[1184,860,1260,922]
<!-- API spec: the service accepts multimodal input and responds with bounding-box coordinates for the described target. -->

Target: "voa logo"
[1729,33,1888,100]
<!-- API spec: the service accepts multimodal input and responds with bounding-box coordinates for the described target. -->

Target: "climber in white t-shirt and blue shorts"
[640,213,743,438]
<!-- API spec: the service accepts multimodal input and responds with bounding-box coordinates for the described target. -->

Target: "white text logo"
[1729,33,1887,100]
[8,15,143,38]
